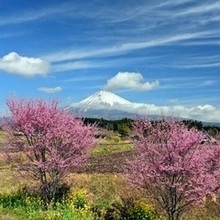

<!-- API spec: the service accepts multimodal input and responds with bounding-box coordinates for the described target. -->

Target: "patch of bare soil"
[0,145,138,174]
[76,150,137,173]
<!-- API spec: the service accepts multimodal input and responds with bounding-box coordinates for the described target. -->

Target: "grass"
[0,192,97,220]
[0,172,154,219]
[0,130,8,167]
[1,170,219,220]
[0,166,159,220]
[0,169,22,195]
[0,130,7,146]
[91,139,133,156]
[67,173,135,206]
[0,134,219,219]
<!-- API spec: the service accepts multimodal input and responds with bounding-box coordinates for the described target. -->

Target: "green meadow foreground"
[0,133,220,220]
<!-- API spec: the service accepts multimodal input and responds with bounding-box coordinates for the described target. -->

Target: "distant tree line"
[83,117,133,137]
[83,117,220,137]
[182,119,220,137]
[2,115,220,137]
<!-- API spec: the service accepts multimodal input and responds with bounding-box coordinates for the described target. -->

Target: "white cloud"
[38,86,62,94]
[104,72,159,91]
[0,52,50,76]
[130,103,220,123]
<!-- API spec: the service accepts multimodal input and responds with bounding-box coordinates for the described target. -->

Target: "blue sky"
[0,0,220,122]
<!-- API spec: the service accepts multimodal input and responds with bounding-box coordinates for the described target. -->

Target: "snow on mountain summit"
[67,90,134,118]
[79,90,131,107]
[66,90,220,122]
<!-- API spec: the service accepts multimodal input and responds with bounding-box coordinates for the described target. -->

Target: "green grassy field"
[91,139,133,156]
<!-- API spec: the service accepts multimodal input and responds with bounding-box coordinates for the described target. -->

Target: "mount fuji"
[72,90,131,109]
[0,91,218,124]
[67,90,156,119]
[66,91,220,124]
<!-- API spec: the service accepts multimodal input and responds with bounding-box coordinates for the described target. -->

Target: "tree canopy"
[5,98,96,205]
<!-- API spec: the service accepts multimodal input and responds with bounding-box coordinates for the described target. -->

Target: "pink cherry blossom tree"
[125,118,220,220]
[5,98,96,205]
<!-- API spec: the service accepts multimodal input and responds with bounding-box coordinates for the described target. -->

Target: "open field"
[0,130,220,219]
[0,130,7,146]
[0,168,219,219]
[91,139,133,156]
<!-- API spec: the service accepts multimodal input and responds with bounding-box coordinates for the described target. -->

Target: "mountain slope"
[67,90,220,124]
[68,90,136,119]
[69,90,132,111]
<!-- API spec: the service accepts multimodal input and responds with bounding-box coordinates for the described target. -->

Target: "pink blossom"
[4,97,97,204]
[126,118,220,220]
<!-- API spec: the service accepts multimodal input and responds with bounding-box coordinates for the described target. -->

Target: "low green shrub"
[98,198,158,220]
[0,187,160,220]
[0,187,97,220]
[67,189,88,209]
[126,201,158,220]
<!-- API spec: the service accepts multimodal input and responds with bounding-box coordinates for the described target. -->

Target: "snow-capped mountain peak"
[77,90,131,107]
[68,90,133,117]
[66,90,220,123]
